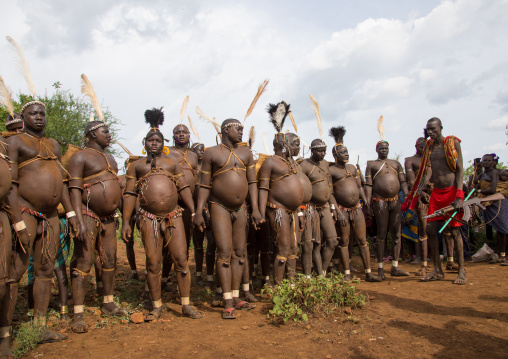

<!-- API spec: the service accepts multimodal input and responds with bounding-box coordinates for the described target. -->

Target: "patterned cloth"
[27,218,70,285]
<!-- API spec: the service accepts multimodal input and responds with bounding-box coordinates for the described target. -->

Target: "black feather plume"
[144,107,165,129]
[267,101,289,133]
[329,126,346,144]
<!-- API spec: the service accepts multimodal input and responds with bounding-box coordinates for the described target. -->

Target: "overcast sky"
[1,0,507,171]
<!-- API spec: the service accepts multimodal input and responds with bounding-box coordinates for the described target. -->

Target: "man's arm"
[68,152,87,241]
[397,161,409,196]
[364,161,373,205]
[175,162,195,213]
[246,151,263,228]
[121,162,138,242]
[404,157,415,190]
[257,159,272,219]
[193,149,213,231]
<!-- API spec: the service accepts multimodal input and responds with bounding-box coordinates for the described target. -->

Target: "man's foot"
[242,291,258,303]
[390,267,409,277]
[501,261,508,266]
[38,328,68,344]
[234,299,256,310]
[161,281,178,293]
[421,270,445,282]
[60,313,69,322]
[416,265,429,276]
[194,275,205,286]
[71,314,88,333]
[344,273,352,281]
[211,293,224,308]
[145,306,163,322]
[0,337,13,358]
[95,285,104,297]
[130,272,139,280]
[350,264,359,273]
[222,307,236,319]
[410,257,422,265]
[365,273,383,282]
[182,305,203,319]
[377,268,386,281]
[446,262,459,271]
[102,302,127,316]
[262,278,273,288]
[48,300,60,310]
[205,281,214,291]
[453,269,467,285]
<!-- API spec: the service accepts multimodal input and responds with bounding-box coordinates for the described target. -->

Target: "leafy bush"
[263,273,365,323]
[12,320,45,358]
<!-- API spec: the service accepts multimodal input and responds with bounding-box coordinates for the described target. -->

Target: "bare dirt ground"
[17,240,508,359]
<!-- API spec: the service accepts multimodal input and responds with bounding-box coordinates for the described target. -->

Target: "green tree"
[0,82,120,154]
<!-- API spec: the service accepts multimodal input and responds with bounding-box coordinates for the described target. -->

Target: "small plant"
[263,273,365,323]
[12,320,45,358]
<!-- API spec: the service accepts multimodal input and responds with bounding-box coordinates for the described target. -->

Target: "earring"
[162,146,170,155]
[142,147,146,155]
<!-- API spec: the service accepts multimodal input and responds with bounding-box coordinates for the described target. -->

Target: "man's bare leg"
[168,217,202,319]
[0,212,14,357]
[451,227,467,284]
[192,226,205,285]
[444,232,458,270]
[54,264,69,321]
[267,208,292,285]
[421,221,445,281]
[125,236,138,280]
[389,201,409,276]
[336,221,353,280]
[373,201,389,280]
[320,209,339,273]
[205,228,216,290]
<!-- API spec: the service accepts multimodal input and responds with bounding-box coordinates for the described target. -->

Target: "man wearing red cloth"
[418,118,466,284]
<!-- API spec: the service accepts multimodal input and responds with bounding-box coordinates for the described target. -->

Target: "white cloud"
[485,116,508,130]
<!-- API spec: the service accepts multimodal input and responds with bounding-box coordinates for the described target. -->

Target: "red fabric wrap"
[455,189,464,200]
[427,186,462,227]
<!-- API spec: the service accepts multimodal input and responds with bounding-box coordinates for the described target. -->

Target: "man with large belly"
[7,101,76,343]
[365,141,409,279]
[122,108,202,320]
[258,124,305,285]
[328,127,381,282]
[299,139,340,274]
[193,119,263,319]
[68,120,125,332]
[286,133,316,277]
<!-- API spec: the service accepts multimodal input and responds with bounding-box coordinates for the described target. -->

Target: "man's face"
[226,123,243,143]
[192,144,205,159]
[145,134,163,155]
[291,138,300,156]
[376,142,389,159]
[7,117,24,133]
[426,120,442,140]
[481,155,494,169]
[94,126,111,148]
[416,141,425,155]
[334,146,349,163]
[23,104,46,132]
[312,147,326,162]
[173,125,190,145]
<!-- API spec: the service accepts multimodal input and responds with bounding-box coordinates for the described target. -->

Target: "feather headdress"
[309,95,323,140]
[0,76,14,117]
[376,115,389,148]
[180,95,189,124]
[329,126,346,155]
[6,36,36,97]
[81,74,105,122]
[144,108,165,166]
[145,108,165,130]
[377,115,385,141]
[248,126,256,149]
[196,106,220,134]
[267,101,289,134]
[187,115,201,141]
[243,79,269,124]
[288,110,298,133]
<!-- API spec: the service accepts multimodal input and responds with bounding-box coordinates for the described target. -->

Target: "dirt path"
[21,241,508,359]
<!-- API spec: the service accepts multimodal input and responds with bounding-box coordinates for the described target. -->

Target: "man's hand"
[298,214,305,232]
[68,217,79,238]
[121,223,132,243]
[193,212,206,232]
[17,230,30,249]
[77,220,88,242]
[336,210,347,227]
[450,198,464,210]
[331,208,338,222]
[366,204,373,218]
[251,209,265,230]
[420,192,430,205]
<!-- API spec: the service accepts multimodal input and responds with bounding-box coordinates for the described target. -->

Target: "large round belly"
[270,177,304,211]
[311,181,332,205]
[296,173,312,203]
[181,170,196,194]
[82,180,122,217]
[18,165,63,212]
[333,181,360,208]
[0,161,11,201]
[139,177,179,216]
[211,172,248,209]
[373,175,400,198]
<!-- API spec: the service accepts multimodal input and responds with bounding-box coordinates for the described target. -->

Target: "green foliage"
[463,160,507,179]
[12,320,45,358]
[263,273,365,323]
[0,83,121,154]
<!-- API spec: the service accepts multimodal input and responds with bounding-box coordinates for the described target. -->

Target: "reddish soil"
[18,241,508,359]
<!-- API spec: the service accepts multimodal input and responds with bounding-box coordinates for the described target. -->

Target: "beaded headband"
[21,100,46,114]
[5,117,23,127]
[310,142,327,149]
[376,140,389,148]
[85,122,108,135]
[221,122,243,130]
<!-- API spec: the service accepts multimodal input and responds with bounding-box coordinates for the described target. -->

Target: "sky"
[1,0,508,172]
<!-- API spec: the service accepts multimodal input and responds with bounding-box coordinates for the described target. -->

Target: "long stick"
[439,189,475,233]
